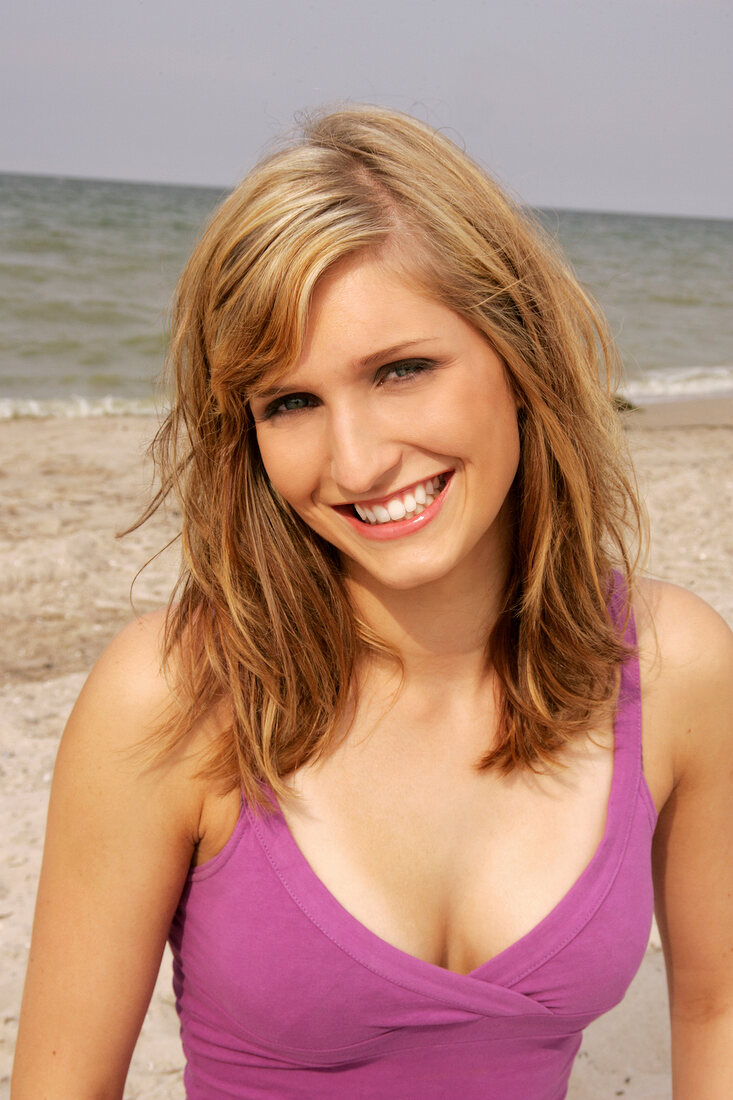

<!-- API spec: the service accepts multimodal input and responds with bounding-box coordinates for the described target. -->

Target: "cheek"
[255,430,289,498]
[498,414,521,486]
[465,394,521,495]
[255,429,317,509]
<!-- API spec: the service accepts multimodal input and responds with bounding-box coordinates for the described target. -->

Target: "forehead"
[298,254,456,364]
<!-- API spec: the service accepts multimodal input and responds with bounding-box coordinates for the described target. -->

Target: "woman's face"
[250,253,520,595]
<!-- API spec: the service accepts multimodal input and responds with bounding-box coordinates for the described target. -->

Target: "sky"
[2,0,732,218]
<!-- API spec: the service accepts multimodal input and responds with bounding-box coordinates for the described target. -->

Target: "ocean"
[1,171,732,418]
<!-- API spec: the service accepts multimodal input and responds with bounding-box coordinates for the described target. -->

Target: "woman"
[13,106,733,1098]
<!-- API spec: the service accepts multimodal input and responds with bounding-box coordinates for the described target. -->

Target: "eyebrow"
[252,339,440,402]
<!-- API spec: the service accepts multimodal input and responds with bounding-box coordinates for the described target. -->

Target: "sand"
[1,402,731,1098]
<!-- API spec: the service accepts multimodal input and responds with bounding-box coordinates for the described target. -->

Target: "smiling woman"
[12,106,733,1099]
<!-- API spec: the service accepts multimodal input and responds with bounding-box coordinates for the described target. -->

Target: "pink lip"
[334,471,454,541]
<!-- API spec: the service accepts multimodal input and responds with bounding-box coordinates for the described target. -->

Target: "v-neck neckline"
[246,635,643,1010]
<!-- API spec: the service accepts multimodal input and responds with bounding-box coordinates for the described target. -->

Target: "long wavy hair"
[134,104,645,807]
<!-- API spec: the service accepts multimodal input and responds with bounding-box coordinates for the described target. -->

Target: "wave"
[0,394,160,419]
[622,364,733,403]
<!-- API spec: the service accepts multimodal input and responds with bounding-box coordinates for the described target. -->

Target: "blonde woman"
[13,107,733,1098]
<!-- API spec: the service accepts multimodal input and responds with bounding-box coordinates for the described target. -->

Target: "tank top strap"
[604,572,656,833]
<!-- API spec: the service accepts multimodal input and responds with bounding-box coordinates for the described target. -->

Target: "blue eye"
[381,359,434,383]
[263,393,315,419]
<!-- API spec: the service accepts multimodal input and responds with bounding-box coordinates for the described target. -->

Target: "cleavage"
[277,738,614,975]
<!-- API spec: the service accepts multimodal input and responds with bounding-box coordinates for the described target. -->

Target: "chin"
[343,555,461,594]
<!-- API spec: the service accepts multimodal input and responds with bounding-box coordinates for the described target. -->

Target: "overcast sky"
[3,0,732,217]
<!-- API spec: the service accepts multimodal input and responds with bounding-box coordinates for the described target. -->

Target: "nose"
[327,404,402,497]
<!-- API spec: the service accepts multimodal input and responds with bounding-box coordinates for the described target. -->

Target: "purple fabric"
[168,609,657,1098]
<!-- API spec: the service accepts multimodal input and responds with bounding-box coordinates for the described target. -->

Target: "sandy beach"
[2,402,731,1098]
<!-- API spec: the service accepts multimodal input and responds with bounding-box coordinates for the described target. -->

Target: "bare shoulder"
[58,607,213,830]
[634,577,733,694]
[62,609,240,862]
[69,607,206,755]
[74,607,171,738]
[633,577,733,793]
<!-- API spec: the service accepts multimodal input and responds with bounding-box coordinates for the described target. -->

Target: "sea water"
[1,172,732,418]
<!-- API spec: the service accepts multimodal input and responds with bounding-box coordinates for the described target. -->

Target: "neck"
[346,544,511,694]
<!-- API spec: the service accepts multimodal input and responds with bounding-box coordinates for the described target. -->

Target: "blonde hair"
[136,104,645,806]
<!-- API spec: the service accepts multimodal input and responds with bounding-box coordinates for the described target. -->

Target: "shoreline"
[624,393,733,428]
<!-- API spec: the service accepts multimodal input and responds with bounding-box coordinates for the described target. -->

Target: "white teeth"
[351,474,448,525]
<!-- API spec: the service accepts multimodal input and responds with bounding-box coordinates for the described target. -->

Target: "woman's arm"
[644,584,733,1099]
[12,613,204,1099]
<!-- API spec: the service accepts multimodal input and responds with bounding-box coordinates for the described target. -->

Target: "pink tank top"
[168,609,657,1099]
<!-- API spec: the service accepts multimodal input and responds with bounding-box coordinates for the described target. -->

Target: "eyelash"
[259,359,435,421]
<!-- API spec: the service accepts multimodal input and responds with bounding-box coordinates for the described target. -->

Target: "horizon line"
[1,167,732,224]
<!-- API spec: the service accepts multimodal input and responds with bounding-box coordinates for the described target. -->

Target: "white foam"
[621,365,733,404]
[0,394,161,420]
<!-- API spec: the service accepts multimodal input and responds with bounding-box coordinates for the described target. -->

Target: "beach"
[2,402,732,1098]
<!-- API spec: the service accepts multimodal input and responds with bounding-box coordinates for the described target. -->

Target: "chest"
[278,716,616,975]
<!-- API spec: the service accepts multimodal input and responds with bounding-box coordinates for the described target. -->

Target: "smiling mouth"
[343,471,452,526]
